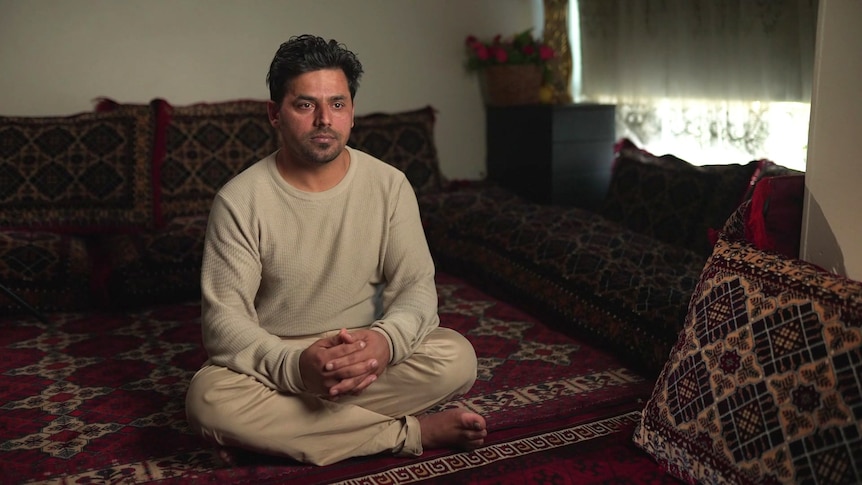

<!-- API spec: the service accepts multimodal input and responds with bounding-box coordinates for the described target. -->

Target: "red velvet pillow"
[745,174,805,258]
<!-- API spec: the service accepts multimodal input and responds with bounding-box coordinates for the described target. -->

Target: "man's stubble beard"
[297,130,345,166]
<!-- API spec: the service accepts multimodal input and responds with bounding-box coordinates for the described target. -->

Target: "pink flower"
[472,44,490,61]
[491,46,508,63]
[539,45,555,61]
[464,30,554,71]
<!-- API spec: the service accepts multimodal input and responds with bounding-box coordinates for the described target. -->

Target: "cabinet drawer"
[486,103,617,209]
[552,104,616,142]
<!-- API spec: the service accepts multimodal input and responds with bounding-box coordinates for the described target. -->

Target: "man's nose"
[314,105,331,126]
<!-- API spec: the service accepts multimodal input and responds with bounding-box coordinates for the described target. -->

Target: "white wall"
[4,0,858,279]
[0,0,537,180]
[801,0,862,280]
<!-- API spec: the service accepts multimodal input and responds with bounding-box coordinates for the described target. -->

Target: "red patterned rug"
[0,272,680,484]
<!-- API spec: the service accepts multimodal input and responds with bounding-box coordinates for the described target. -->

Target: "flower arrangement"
[464,29,555,71]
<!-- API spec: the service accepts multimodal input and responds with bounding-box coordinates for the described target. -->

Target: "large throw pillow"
[0,104,159,232]
[350,106,444,195]
[601,151,760,257]
[633,235,862,484]
[157,99,281,222]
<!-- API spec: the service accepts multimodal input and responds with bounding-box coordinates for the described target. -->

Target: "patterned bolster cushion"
[0,104,160,232]
[633,234,862,484]
[419,187,708,375]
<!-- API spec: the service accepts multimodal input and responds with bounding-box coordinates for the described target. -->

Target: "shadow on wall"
[803,193,846,276]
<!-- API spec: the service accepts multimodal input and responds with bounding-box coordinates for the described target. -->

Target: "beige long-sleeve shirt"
[200,147,439,394]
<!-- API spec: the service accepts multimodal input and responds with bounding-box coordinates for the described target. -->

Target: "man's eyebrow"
[294,94,348,102]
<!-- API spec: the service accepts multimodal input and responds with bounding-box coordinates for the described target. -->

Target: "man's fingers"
[338,328,356,344]
[326,358,378,378]
[328,369,378,397]
[350,373,378,395]
[324,331,346,347]
[323,340,366,371]
[324,359,379,395]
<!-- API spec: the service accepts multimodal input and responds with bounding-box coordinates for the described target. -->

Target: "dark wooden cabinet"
[486,103,616,210]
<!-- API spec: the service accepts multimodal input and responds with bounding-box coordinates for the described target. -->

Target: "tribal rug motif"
[0,272,678,484]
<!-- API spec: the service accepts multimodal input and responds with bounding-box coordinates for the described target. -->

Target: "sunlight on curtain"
[573,0,817,171]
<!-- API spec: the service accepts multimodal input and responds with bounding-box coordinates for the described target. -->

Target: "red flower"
[473,44,490,61]
[539,45,555,61]
[463,29,555,72]
[492,46,508,63]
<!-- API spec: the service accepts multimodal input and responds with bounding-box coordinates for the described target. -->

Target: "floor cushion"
[0,230,93,315]
[420,185,707,375]
[98,215,207,309]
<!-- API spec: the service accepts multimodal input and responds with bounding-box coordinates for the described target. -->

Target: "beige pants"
[185,327,477,466]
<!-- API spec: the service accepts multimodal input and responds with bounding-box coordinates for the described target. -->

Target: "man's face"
[268,68,354,167]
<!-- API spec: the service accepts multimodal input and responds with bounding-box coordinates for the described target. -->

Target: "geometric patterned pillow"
[0,104,159,232]
[600,154,760,257]
[157,99,281,222]
[633,235,862,484]
[350,106,444,195]
[718,198,752,243]
[0,230,93,315]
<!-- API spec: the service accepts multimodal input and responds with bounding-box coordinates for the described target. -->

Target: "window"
[570,0,817,171]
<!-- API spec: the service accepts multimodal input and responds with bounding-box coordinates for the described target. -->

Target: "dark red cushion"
[745,174,805,259]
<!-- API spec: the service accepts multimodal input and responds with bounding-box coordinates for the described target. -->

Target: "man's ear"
[266,100,279,127]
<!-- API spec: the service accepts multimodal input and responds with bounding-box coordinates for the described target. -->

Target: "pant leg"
[185,327,477,466]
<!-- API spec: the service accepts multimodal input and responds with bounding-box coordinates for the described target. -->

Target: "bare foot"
[217,446,238,466]
[418,408,487,450]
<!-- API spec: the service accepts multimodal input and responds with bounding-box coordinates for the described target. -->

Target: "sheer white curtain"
[574,0,818,170]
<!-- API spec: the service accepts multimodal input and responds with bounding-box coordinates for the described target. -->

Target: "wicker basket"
[481,64,542,106]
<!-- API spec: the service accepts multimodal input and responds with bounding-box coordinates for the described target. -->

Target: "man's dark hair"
[267,34,364,104]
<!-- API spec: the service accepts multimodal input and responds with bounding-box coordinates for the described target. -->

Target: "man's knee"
[428,328,478,395]
[185,366,262,443]
[185,367,226,438]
